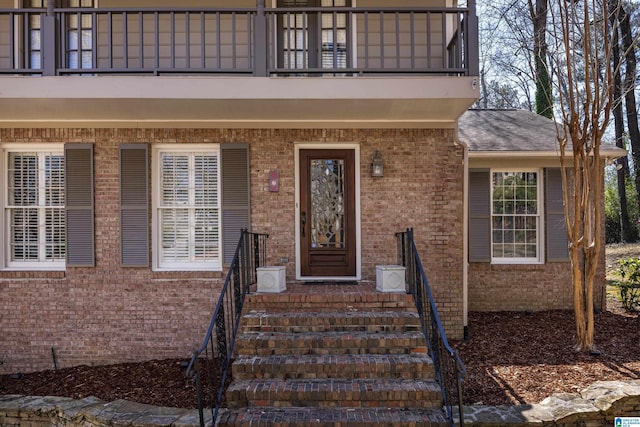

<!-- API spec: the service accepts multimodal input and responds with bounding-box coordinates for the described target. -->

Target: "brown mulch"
[1,244,639,408]
[454,300,640,405]
[0,359,200,409]
[1,302,637,408]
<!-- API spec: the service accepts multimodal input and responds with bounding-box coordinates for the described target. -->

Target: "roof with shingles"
[458,109,623,156]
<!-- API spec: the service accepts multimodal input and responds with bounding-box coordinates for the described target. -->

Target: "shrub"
[616,258,640,312]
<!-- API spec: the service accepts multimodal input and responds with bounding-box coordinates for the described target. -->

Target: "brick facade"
[0,127,465,374]
[467,173,607,313]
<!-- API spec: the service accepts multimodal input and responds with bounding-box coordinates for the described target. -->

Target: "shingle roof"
[458,109,562,152]
[458,109,623,155]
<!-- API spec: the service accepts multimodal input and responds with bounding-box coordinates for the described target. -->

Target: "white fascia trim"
[469,148,627,159]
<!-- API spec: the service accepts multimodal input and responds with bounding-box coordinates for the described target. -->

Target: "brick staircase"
[217,283,450,426]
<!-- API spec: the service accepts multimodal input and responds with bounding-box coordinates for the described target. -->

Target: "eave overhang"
[468,147,628,168]
[0,75,479,129]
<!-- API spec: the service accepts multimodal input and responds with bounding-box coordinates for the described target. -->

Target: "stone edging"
[0,394,209,426]
[459,380,640,426]
[2,380,640,427]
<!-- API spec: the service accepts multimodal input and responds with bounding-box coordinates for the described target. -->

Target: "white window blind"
[156,148,221,270]
[6,150,65,268]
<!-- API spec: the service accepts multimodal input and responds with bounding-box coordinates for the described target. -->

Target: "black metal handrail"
[186,229,268,427]
[396,228,465,427]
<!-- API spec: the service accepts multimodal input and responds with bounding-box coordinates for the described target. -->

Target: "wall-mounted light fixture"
[371,150,384,177]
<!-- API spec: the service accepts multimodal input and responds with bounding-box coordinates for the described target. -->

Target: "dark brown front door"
[300,149,356,277]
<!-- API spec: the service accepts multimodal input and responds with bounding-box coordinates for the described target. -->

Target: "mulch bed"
[1,301,638,408]
[453,299,640,405]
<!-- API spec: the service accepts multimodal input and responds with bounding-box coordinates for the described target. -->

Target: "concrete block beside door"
[257,266,287,293]
[376,265,406,293]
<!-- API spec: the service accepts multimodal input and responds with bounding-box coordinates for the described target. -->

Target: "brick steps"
[223,289,447,426]
[232,353,436,380]
[217,407,449,426]
[241,311,422,333]
[226,378,443,409]
[234,331,427,356]
[245,292,416,312]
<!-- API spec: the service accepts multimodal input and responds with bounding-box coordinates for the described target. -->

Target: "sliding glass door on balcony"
[275,0,350,73]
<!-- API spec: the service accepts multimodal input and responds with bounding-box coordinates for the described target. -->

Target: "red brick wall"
[0,128,464,374]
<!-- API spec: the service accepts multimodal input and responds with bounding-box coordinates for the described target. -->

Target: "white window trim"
[490,168,545,265]
[1,143,65,271]
[151,144,222,272]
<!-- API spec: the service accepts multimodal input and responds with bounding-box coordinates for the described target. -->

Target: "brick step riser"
[241,314,421,329]
[234,336,428,357]
[241,325,423,334]
[227,395,442,409]
[232,362,435,381]
[226,383,442,409]
[235,346,428,357]
[243,303,417,312]
[245,294,415,307]
[217,408,450,427]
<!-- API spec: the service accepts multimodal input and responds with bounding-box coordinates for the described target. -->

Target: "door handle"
[301,211,306,238]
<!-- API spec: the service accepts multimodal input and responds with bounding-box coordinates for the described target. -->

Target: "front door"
[299,149,356,277]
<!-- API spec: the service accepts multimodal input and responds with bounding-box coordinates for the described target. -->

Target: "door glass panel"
[310,159,345,248]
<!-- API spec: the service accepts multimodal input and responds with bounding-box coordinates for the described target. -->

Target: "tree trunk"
[619,4,640,217]
[553,0,613,353]
[530,0,552,118]
[609,0,634,242]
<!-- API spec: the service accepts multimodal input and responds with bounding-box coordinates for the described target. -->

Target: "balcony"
[0,2,479,128]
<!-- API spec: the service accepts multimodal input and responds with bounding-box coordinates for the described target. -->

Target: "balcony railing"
[0,3,478,77]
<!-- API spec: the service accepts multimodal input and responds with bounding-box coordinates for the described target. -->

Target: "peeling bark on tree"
[552,0,615,352]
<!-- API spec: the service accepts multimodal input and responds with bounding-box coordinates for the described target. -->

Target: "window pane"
[68,30,79,50]
[158,149,220,268]
[194,154,218,205]
[161,154,189,205]
[491,171,539,260]
[45,208,66,260]
[7,151,65,265]
[81,29,93,50]
[161,208,190,262]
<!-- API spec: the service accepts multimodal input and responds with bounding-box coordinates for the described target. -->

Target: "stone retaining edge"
[458,380,640,426]
[0,394,209,427]
[1,380,640,427]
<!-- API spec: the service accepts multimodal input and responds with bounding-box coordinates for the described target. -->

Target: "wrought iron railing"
[186,229,268,427]
[0,2,478,77]
[396,228,465,427]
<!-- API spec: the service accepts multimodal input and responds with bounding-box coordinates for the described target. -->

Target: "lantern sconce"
[371,150,384,177]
